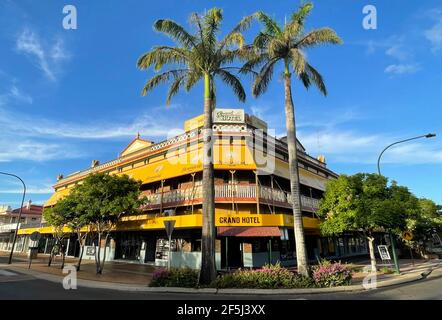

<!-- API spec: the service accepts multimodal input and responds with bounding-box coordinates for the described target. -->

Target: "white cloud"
[16,29,69,81]
[425,16,442,52]
[0,107,183,140]
[0,138,81,162]
[298,129,441,165]
[385,44,411,61]
[384,64,420,75]
[0,85,32,105]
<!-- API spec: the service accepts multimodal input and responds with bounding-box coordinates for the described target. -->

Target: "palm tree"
[244,3,342,276]
[137,8,253,284]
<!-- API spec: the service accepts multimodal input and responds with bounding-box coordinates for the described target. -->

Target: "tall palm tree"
[244,3,342,276]
[137,8,253,284]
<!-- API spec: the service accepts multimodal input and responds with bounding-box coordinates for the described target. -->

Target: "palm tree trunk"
[283,63,309,277]
[199,73,216,285]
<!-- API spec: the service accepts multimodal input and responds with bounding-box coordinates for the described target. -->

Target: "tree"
[137,8,253,284]
[405,198,442,257]
[244,2,342,276]
[74,173,143,274]
[62,191,91,271]
[43,198,73,269]
[317,173,419,272]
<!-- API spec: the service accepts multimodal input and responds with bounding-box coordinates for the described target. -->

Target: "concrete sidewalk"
[1,252,440,294]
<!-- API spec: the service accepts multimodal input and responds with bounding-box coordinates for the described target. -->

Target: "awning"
[217,226,281,237]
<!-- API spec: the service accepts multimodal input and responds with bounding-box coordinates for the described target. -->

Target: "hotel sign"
[213,109,245,124]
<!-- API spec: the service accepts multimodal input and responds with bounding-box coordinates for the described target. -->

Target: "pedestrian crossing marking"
[0,270,17,276]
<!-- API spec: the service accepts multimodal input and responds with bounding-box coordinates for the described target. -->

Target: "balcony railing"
[0,223,20,233]
[141,184,320,212]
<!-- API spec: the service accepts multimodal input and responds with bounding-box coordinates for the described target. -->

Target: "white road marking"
[0,270,18,276]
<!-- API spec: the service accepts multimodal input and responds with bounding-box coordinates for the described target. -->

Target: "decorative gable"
[120,135,153,157]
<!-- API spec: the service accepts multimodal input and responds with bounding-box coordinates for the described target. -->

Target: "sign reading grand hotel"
[214,109,245,124]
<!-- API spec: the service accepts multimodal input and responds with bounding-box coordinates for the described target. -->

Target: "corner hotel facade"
[18,109,369,269]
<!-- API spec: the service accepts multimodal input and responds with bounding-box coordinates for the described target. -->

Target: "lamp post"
[0,172,27,264]
[377,133,436,274]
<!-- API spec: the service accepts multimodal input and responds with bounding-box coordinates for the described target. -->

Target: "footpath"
[1,252,440,295]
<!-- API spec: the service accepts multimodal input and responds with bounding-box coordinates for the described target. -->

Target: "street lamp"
[0,172,27,264]
[376,133,436,274]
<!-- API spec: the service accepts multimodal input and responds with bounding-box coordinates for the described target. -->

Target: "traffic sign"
[402,231,413,241]
[164,220,176,238]
[377,245,391,260]
[30,231,41,242]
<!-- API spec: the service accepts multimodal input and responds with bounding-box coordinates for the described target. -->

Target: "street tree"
[137,8,253,284]
[244,2,342,276]
[317,173,419,272]
[74,173,143,274]
[43,199,73,269]
[62,191,91,271]
[405,198,442,257]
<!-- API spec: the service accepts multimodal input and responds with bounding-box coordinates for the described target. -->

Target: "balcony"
[141,184,320,213]
[0,223,20,233]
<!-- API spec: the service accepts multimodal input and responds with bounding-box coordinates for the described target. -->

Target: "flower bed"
[150,268,199,288]
[210,263,316,289]
[312,260,353,287]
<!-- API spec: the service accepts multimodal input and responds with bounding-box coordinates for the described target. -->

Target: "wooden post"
[159,179,165,215]
[230,170,236,213]
[270,175,275,214]
[191,173,196,215]
[254,171,260,214]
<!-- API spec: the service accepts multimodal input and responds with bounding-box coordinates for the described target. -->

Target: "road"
[0,267,442,300]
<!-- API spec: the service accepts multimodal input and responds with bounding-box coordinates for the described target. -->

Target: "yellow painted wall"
[18,213,320,235]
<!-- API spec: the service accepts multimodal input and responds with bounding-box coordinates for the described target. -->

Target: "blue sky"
[0,0,441,207]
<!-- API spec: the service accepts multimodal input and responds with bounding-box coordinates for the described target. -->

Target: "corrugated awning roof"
[217,226,281,237]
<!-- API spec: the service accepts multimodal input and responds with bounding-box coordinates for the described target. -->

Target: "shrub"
[312,260,352,287]
[211,262,316,289]
[380,267,394,274]
[150,268,198,288]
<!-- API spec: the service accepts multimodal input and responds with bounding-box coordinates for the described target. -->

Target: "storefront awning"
[217,226,281,237]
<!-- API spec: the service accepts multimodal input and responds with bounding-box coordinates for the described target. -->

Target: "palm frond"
[166,74,186,105]
[220,14,254,50]
[295,27,343,49]
[203,8,223,51]
[290,49,306,75]
[184,69,202,92]
[141,69,188,96]
[305,63,327,95]
[137,47,189,71]
[252,58,279,97]
[297,63,327,95]
[255,12,282,36]
[283,3,313,40]
[253,32,272,50]
[216,69,246,102]
[154,19,196,48]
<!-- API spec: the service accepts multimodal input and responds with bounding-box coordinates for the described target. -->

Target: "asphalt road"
[0,268,442,300]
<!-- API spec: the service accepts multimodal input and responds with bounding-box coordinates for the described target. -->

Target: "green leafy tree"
[62,191,91,271]
[244,2,342,276]
[137,8,253,284]
[43,198,73,269]
[317,173,419,272]
[405,198,442,256]
[74,173,143,274]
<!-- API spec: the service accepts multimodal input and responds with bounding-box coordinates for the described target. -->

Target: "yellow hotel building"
[18,109,368,269]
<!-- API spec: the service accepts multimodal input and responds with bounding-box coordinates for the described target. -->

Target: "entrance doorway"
[221,237,243,269]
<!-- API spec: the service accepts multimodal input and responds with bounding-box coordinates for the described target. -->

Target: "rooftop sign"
[213,109,245,124]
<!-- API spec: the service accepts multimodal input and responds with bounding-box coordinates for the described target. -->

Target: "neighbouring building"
[17,109,369,269]
[0,201,43,252]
